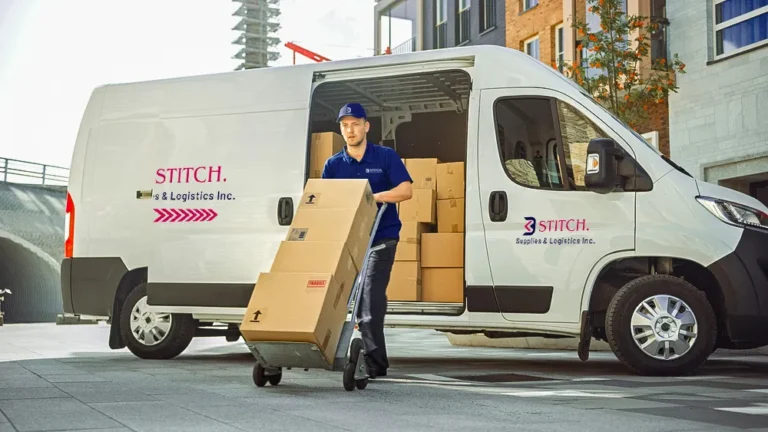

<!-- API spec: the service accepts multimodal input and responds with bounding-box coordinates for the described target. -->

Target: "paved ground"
[1,323,768,431]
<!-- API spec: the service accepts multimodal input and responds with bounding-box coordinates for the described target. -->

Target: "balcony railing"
[0,157,69,186]
[392,37,416,54]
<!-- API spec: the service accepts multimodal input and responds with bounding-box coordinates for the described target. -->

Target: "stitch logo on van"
[523,217,537,236]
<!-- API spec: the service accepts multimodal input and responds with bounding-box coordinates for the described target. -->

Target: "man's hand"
[373,181,413,203]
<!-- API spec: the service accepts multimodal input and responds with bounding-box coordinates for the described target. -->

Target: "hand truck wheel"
[253,363,267,387]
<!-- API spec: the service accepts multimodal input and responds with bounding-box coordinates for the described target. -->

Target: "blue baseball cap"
[337,103,367,122]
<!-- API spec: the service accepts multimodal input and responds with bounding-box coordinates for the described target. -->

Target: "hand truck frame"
[245,202,389,391]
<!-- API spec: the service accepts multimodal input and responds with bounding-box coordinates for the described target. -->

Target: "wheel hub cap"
[130,296,172,347]
[631,294,698,360]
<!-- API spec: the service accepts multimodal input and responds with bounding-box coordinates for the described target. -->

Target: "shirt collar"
[342,141,375,164]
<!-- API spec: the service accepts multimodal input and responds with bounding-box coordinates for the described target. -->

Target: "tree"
[557,0,686,131]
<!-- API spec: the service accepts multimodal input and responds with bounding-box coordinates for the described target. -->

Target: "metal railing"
[0,157,69,186]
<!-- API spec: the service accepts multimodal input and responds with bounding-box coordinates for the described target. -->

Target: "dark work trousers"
[357,238,398,376]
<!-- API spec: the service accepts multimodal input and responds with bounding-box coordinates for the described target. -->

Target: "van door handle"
[489,191,508,222]
[277,197,293,226]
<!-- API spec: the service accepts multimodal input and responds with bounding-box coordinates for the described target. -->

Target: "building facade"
[505,0,672,155]
[374,0,506,56]
[666,0,768,206]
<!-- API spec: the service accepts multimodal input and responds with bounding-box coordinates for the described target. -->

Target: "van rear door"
[477,87,637,325]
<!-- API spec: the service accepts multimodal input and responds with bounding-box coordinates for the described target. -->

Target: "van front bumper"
[707,226,768,348]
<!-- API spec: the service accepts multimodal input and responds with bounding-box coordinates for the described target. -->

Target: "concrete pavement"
[1,323,768,431]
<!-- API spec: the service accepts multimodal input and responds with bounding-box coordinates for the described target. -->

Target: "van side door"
[477,87,637,325]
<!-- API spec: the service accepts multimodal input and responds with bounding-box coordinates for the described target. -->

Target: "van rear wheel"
[119,281,195,360]
[605,274,716,376]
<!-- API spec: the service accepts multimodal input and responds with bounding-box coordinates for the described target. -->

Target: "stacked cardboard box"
[387,159,465,303]
[240,179,377,365]
[309,132,345,178]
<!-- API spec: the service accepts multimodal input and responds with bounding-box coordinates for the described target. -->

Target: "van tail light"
[65,192,75,258]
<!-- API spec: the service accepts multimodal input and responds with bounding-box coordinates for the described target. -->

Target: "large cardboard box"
[398,188,436,224]
[288,179,378,269]
[405,158,440,190]
[240,272,352,365]
[422,268,463,303]
[437,198,465,233]
[395,222,431,261]
[309,132,345,178]
[436,162,465,199]
[421,233,463,268]
[271,241,358,288]
[387,262,422,301]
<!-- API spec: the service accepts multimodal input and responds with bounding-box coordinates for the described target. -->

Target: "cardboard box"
[422,268,463,303]
[240,272,352,365]
[271,241,358,288]
[405,158,440,190]
[297,179,376,212]
[288,179,378,269]
[309,132,345,178]
[437,198,465,233]
[436,162,465,199]
[398,188,436,224]
[386,262,422,301]
[395,222,431,261]
[421,233,463,268]
[286,208,373,270]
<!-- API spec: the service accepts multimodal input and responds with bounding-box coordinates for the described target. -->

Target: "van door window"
[494,97,610,192]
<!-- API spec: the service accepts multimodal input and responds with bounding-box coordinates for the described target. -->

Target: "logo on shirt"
[365,168,383,174]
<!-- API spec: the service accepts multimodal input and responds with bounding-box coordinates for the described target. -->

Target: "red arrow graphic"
[153,208,219,223]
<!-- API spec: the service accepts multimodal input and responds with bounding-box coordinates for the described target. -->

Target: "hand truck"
[245,202,389,391]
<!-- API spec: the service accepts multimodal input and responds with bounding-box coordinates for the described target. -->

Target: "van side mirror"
[584,138,624,194]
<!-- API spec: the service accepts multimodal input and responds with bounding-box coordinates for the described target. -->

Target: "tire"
[119,281,195,360]
[253,364,267,387]
[268,370,282,386]
[605,274,717,376]
[343,362,356,391]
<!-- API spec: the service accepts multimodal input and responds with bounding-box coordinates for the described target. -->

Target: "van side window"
[493,97,609,191]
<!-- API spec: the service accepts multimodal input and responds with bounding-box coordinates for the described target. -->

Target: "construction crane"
[284,42,332,64]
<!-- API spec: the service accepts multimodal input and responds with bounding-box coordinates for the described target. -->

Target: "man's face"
[339,116,369,147]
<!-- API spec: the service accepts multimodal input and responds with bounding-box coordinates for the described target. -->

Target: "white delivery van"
[61,45,768,376]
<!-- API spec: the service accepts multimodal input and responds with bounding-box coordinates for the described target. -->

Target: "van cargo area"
[306,69,470,316]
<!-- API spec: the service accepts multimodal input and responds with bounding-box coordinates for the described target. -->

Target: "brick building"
[666,0,768,207]
[505,0,672,155]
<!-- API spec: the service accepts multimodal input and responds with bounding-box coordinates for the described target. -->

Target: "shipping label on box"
[421,233,464,268]
[405,158,440,190]
[386,262,422,301]
[422,268,464,303]
[286,208,374,270]
[437,198,465,233]
[309,132,345,178]
[398,188,436,224]
[436,162,465,199]
[240,272,353,365]
[395,222,431,261]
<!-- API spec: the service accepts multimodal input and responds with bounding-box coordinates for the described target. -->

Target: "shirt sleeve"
[386,149,412,187]
[321,159,333,179]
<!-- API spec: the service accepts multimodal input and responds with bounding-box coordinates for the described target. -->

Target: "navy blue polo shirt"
[322,142,412,243]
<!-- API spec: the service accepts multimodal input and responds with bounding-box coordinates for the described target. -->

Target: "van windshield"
[552,70,692,177]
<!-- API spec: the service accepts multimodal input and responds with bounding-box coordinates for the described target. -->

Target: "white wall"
[667,0,768,185]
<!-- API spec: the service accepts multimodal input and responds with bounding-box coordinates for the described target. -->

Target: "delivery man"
[321,102,413,378]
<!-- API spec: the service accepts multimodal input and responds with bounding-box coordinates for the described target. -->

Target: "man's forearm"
[374,182,413,203]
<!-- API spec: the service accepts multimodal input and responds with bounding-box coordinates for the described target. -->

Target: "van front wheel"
[605,274,717,376]
[119,281,195,360]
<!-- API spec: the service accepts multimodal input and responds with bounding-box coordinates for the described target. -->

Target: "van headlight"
[697,196,768,230]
